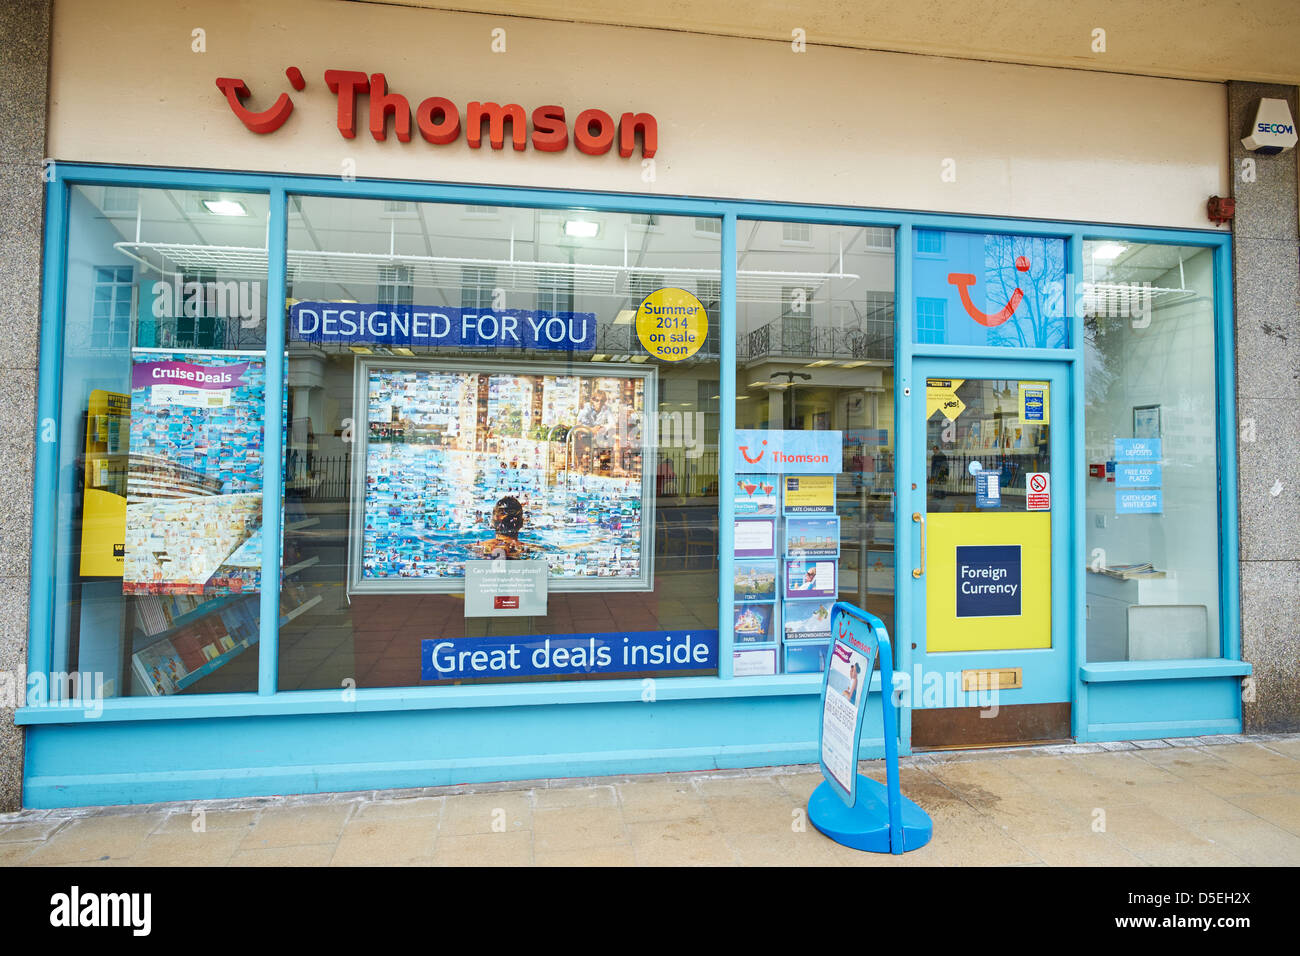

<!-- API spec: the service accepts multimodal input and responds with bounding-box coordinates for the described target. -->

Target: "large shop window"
[278,198,722,688]
[1082,241,1222,662]
[54,186,270,697]
[732,220,896,676]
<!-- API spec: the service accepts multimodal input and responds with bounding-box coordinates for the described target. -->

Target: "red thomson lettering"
[531,105,568,152]
[416,97,460,145]
[619,112,657,158]
[219,69,659,157]
[324,69,370,139]
[575,109,615,155]
[368,73,411,142]
[467,101,527,151]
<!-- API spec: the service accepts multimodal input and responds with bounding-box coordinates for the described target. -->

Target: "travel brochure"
[733,465,841,665]
[356,364,650,590]
[123,350,267,596]
[733,603,774,643]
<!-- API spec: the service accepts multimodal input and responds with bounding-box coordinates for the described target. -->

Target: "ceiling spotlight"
[564,220,599,238]
[202,199,248,216]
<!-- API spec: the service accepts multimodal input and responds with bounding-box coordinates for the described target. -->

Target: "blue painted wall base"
[808,776,933,853]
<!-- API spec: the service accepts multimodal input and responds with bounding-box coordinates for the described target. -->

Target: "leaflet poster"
[783,475,835,514]
[734,475,779,516]
[123,351,266,595]
[354,361,654,593]
[822,639,871,796]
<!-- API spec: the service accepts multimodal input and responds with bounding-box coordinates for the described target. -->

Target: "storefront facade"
[4,0,1297,809]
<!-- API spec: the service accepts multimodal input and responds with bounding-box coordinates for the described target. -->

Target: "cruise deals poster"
[123,351,266,595]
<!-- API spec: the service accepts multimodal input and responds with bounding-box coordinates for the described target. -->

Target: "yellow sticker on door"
[926,512,1051,652]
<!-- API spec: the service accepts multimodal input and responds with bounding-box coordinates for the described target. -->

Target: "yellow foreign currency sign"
[635,288,708,361]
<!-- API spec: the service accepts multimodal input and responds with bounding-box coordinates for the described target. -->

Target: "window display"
[350,359,655,592]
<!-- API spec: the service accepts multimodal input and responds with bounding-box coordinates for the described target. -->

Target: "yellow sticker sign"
[926,378,966,420]
[636,288,708,361]
[1019,381,1049,424]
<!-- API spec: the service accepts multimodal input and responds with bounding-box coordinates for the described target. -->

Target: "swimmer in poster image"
[473,495,536,560]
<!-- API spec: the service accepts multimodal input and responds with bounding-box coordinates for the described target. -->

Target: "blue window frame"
[22,163,1239,743]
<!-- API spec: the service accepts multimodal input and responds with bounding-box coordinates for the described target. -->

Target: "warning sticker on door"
[1026,472,1050,511]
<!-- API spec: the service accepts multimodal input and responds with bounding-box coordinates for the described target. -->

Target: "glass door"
[909,359,1072,747]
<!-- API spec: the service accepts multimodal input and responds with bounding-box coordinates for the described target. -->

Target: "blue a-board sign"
[808,602,933,854]
[1115,438,1161,462]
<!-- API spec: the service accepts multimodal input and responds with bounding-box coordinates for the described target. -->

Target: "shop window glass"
[915,230,944,255]
[916,297,947,344]
[735,221,896,675]
[52,186,270,699]
[912,229,1067,349]
[279,198,722,688]
[1083,241,1221,661]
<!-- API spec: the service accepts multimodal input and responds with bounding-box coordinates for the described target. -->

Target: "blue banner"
[289,302,597,351]
[421,629,718,680]
[1115,462,1162,488]
[736,429,842,474]
[1115,438,1162,462]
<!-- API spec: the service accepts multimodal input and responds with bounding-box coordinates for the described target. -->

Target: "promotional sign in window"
[926,513,1050,652]
[785,516,841,557]
[123,350,267,595]
[734,517,776,558]
[290,302,597,352]
[349,358,655,593]
[1115,438,1163,514]
[736,429,841,474]
[783,475,836,514]
[463,559,549,617]
[785,558,838,600]
[734,474,779,515]
[422,629,717,680]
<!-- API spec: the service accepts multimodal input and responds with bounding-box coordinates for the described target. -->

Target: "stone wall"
[1230,82,1300,733]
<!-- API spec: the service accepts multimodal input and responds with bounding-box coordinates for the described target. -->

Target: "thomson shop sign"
[736,429,842,474]
[289,302,597,351]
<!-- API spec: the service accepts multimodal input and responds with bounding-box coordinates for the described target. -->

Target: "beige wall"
[49,0,1228,229]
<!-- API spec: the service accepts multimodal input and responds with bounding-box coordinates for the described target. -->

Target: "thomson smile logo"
[50,886,151,936]
[739,439,768,464]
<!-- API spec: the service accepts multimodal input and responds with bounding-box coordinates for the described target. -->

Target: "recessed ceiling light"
[1092,243,1126,261]
[806,360,833,367]
[564,219,599,238]
[630,355,650,363]
[613,309,637,325]
[839,361,868,368]
[202,198,248,216]
[591,353,609,362]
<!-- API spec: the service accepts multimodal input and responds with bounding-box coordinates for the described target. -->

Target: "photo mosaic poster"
[353,362,654,592]
[123,350,266,595]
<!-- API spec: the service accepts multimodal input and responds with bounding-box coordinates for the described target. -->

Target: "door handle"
[912,512,926,578]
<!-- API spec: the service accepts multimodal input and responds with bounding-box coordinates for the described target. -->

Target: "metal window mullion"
[258,186,288,696]
[718,212,737,679]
